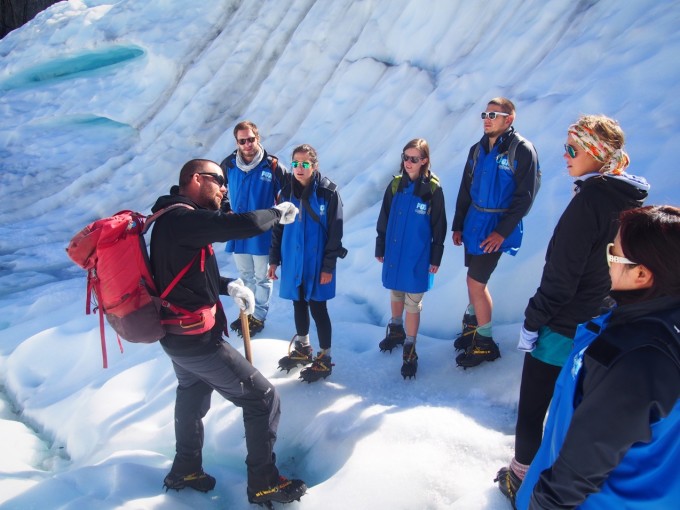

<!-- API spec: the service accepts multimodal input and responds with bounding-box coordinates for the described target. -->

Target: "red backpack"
[66,205,219,368]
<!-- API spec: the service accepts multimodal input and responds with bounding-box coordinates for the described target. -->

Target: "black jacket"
[149,192,281,353]
[524,174,648,337]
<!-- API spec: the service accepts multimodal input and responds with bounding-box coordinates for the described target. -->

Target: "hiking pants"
[165,338,280,491]
[514,352,562,465]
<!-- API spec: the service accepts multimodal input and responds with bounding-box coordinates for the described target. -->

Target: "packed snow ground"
[0,1,679,509]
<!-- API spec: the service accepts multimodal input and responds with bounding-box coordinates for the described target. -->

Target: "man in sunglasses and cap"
[220,120,287,337]
[150,159,306,505]
[452,97,540,368]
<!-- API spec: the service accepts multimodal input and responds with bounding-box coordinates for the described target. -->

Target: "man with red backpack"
[151,159,306,506]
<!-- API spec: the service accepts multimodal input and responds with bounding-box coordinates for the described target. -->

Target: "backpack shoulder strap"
[142,203,194,234]
[469,143,481,178]
[507,134,524,173]
[267,155,278,173]
[319,176,337,193]
[390,175,402,196]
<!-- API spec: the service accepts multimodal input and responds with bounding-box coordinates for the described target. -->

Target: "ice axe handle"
[240,310,253,363]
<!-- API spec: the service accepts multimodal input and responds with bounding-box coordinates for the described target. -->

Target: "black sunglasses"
[197,172,225,187]
[402,153,425,164]
[237,136,257,145]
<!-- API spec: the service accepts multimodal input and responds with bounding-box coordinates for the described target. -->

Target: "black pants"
[514,352,562,465]
[163,337,281,491]
[293,290,331,350]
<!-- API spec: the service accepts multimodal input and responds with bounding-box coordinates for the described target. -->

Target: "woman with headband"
[496,115,650,506]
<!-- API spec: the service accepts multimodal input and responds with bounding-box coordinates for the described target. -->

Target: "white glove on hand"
[274,201,299,224]
[227,278,255,315]
[517,326,539,352]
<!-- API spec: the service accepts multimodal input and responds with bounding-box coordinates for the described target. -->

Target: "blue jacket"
[517,297,680,510]
[220,150,285,255]
[269,172,344,302]
[375,172,447,293]
[452,128,539,256]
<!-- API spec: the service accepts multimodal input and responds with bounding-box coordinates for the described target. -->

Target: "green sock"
[476,322,493,337]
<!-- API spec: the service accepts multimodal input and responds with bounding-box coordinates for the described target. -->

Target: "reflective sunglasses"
[606,242,637,268]
[401,153,425,164]
[564,144,577,159]
[291,161,312,169]
[481,111,510,120]
[197,172,225,187]
[237,136,257,145]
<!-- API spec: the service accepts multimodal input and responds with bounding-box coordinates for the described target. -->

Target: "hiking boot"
[453,312,478,351]
[278,336,314,372]
[231,315,266,337]
[230,316,243,334]
[163,469,216,493]
[379,323,406,353]
[299,352,334,383]
[494,466,522,509]
[247,476,307,506]
[401,343,418,379]
[247,316,265,336]
[456,332,500,369]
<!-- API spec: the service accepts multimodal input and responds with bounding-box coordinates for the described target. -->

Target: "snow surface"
[0,0,679,508]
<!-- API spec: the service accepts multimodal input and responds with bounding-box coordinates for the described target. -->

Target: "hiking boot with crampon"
[453,312,478,351]
[247,476,307,507]
[494,466,522,509]
[299,352,333,383]
[231,315,266,337]
[163,469,216,493]
[456,332,501,369]
[278,336,314,373]
[401,343,418,379]
[379,323,406,353]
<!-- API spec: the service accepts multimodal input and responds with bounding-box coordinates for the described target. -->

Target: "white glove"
[517,326,539,352]
[227,278,255,315]
[274,201,299,224]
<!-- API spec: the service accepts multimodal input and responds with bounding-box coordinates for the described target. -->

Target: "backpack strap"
[390,173,440,202]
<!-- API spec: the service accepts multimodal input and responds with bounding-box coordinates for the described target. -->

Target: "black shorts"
[464,251,503,284]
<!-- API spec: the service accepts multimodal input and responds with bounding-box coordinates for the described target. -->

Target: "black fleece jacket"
[149,192,281,353]
[524,174,648,337]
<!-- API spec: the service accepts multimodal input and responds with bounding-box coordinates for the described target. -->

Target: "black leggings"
[514,352,562,465]
[293,292,332,350]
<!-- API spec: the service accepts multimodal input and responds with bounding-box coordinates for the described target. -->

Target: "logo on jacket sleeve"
[319,205,326,216]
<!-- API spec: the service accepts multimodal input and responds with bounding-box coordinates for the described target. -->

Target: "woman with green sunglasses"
[497,115,651,505]
[268,144,345,383]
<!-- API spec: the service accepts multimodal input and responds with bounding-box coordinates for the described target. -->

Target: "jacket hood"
[151,192,199,213]
[577,173,649,206]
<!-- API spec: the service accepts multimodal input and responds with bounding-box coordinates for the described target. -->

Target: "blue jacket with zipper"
[376,171,446,293]
[269,172,344,302]
[517,296,680,510]
[220,150,285,256]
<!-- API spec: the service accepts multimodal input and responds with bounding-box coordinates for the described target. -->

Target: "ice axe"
[240,310,253,363]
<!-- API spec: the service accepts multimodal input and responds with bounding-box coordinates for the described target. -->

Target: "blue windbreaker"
[517,300,680,509]
[377,173,447,293]
[452,129,539,256]
[271,173,343,302]
[221,151,283,255]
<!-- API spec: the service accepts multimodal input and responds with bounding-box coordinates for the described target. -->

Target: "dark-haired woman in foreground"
[516,205,680,509]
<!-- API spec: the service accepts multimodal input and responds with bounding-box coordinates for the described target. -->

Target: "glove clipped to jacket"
[274,201,299,224]
[227,278,255,315]
[517,325,539,352]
